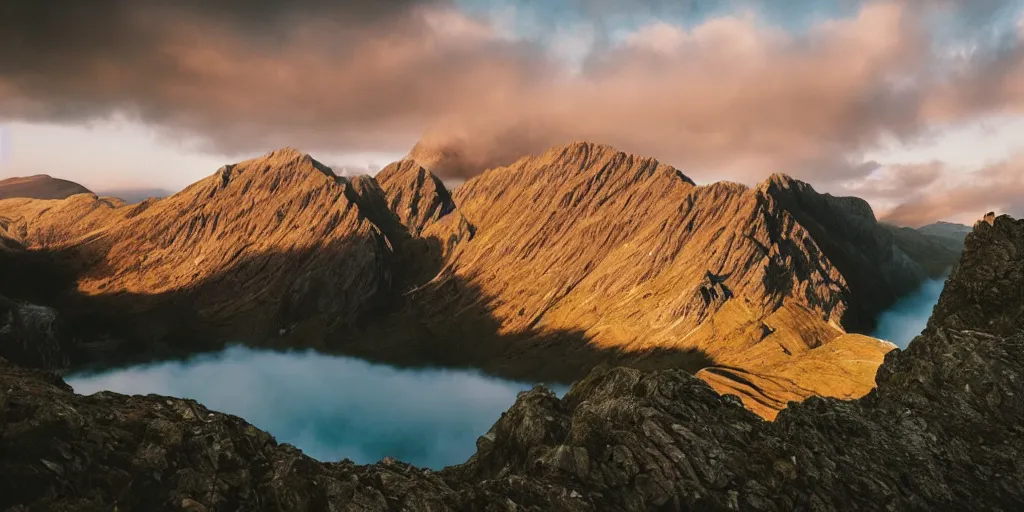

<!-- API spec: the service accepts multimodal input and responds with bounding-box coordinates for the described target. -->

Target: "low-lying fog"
[68,347,566,469]
[872,276,947,349]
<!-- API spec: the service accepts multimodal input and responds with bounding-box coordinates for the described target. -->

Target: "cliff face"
[0,143,958,418]
[755,175,927,331]
[927,215,1024,336]
[1,215,1020,511]
[70,149,397,340]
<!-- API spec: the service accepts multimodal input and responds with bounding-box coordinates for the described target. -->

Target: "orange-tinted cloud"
[0,0,1022,189]
[841,161,945,200]
[879,155,1024,227]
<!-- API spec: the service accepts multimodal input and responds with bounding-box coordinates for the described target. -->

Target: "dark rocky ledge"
[1,216,1023,511]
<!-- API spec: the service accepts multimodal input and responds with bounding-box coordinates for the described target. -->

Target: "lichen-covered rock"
[1,216,1022,510]
[0,294,68,370]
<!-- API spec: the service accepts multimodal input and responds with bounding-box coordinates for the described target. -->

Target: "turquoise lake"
[68,346,564,469]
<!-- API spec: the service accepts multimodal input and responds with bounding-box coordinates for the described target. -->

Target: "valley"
[0,143,967,420]
[0,207,1020,510]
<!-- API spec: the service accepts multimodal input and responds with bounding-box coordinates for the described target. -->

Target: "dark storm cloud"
[0,1,439,68]
[0,0,447,118]
[0,0,522,149]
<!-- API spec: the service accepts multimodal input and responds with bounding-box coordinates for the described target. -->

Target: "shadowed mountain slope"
[0,215,1020,510]
[0,143,963,418]
[884,221,969,277]
[917,220,973,242]
[0,149,436,350]
[421,142,949,416]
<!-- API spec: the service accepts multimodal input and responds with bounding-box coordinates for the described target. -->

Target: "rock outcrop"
[0,143,963,418]
[927,215,1024,336]
[0,294,68,370]
[1,215,1021,511]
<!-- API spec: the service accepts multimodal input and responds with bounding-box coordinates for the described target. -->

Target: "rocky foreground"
[1,215,1021,510]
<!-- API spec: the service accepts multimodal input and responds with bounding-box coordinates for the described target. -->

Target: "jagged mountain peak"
[241,147,336,178]
[455,141,695,205]
[927,213,1024,336]
[376,159,459,237]
[755,173,823,197]
[181,148,346,208]
[548,140,622,156]
[757,172,877,221]
[531,141,695,184]
[376,158,443,189]
[758,172,800,189]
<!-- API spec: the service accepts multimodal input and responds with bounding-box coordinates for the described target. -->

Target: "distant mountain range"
[0,174,92,200]
[0,173,176,205]
[92,187,176,204]
[0,142,972,419]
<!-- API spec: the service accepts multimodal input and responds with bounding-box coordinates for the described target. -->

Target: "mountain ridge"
[0,174,94,201]
[1,213,1021,510]
[0,142,966,418]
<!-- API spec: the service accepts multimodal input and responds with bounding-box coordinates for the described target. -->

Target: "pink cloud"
[0,0,1021,209]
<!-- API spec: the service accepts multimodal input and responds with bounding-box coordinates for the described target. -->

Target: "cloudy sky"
[1,0,1022,226]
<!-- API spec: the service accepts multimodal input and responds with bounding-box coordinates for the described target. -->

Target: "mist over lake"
[67,347,565,469]
[872,276,947,349]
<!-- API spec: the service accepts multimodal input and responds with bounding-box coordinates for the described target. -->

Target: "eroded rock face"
[418,142,950,417]
[376,159,459,237]
[1,215,1021,511]
[926,215,1024,336]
